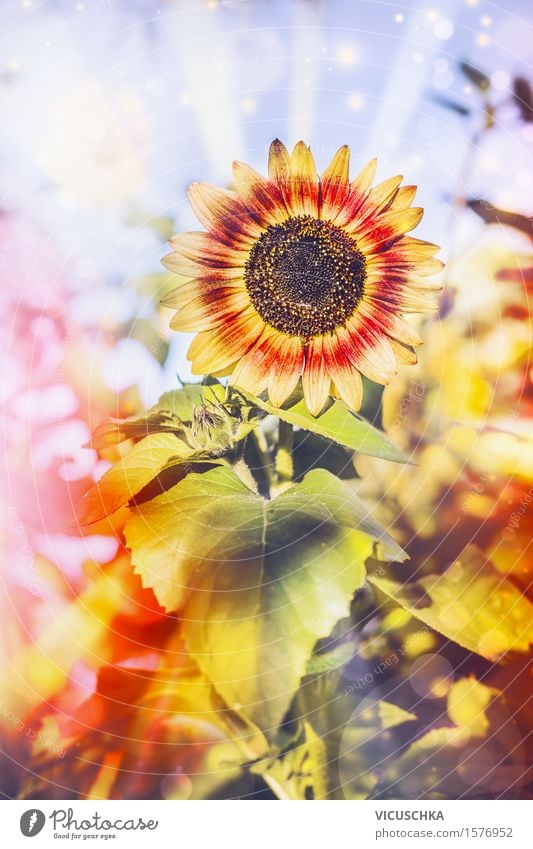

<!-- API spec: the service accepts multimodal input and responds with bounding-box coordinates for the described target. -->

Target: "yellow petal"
[188,310,264,373]
[383,315,423,347]
[268,335,304,407]
[393,185,417,210]
[168,231,247,265]
[324,333,363,412]
[322,145,350,183]
[387,337,418,365]
[161,278,244,309]
[268,138,291,181]
[415,258,445,276]
[291,140,319,181]
[188,182,260,245]
[230,326,279,396]
[342,312,398,383]
[162,249,244,279]
[287,141,320,217]
[358,207,424,251]
[302,336,331,416]
[170,289,250,332]
[351,157,378,196]
[366,174,403,213]
[232,160,288,226]
[365,285,438,314]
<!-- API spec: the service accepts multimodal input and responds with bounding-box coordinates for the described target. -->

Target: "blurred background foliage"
[0,0,531,800]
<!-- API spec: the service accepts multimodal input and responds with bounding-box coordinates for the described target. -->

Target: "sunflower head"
[162,140,443,416]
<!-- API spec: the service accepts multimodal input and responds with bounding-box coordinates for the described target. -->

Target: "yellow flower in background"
[420,228,533,423]
[163,140,442,415]
[356,221,533,599]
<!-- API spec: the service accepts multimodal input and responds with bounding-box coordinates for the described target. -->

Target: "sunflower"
[162,140,442,415]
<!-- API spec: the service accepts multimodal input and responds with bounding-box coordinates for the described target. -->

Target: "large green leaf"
[125,467,404,731]
[235,389,408,463]
[369,547,533,660]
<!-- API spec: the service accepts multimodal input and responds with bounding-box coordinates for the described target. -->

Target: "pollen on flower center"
[244,215,366,338]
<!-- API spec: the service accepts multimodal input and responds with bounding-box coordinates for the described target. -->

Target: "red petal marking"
[346,174,404,233]
[367,257,444,278]
[357,208,424,253]
[188,183,263,248]
[268,335,304,407]
[232,161,289,226]
[170,289,250,332]
[168,231,246,268]
[337,307,398,384]
[330,159,377,228]
[162,280,244,309]
[187,310,264,373]
[281,177,319,218]
[274,141,319,218]
[230,327,281,395]
[366,288,437,313]
[231,330,304,406]
[366,237,441,271]
[162,251,244,280]
[320,146,351,221]
[366,267,442,298]
[365,269,439,308]
[320,180,352,223]
[302,336,331,416]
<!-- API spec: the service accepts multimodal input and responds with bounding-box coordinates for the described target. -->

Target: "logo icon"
[20,810,46,837]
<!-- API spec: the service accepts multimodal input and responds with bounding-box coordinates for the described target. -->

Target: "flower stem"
[275,420,294,485]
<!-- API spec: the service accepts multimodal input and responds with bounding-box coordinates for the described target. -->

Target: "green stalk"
[275,419,294,485]
[233,457,260,494]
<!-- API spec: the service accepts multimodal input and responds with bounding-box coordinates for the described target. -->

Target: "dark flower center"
[244,216,366,338]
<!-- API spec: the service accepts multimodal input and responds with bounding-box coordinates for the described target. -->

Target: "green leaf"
[250,721,328,800]
[305,642,355,675]
[368,547,533,660]
[293,431,357,481]
[338,696,417,799]
[77,433,215,525]
[235,389,408,463]
[125,467,403,731]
